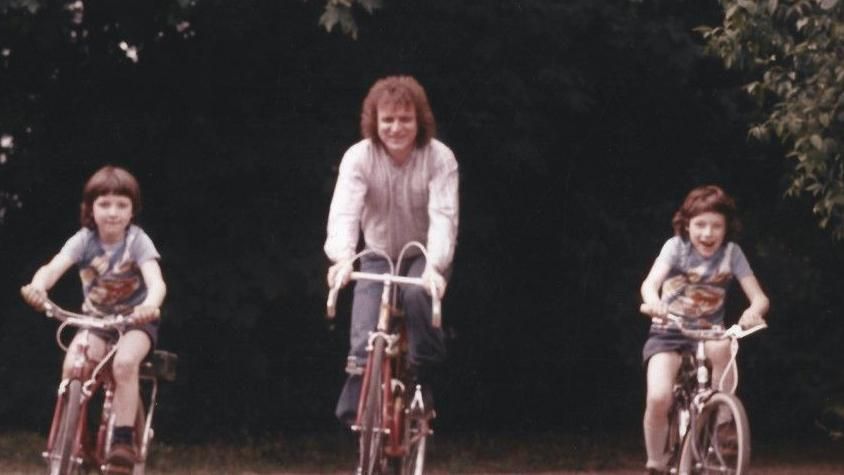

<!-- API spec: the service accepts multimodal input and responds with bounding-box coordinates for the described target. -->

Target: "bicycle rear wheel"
[400,414,428,475]
[49,379,83,475]
[359,337,386,475]
[680,391,750,475]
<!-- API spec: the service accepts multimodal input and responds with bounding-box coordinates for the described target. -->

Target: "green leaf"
[819,0,839,10]
[359,0,383,14]
[797,17,810,31]
[828,193,844,206]
[693,25,714,36]
[319,6,341,32]
[738,0,758,13]
[811,134,824,150]
[820,113,831,126]
[807,183,824,194]
[726,4,740,20]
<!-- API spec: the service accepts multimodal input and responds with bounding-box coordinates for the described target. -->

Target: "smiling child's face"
[687,211,726,258]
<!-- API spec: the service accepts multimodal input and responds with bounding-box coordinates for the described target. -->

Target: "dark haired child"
[21,165,166,467]
[639,185,769,474]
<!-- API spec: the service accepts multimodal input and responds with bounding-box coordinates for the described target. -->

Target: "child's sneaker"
[106,443,136,467]
[716,422,738,456]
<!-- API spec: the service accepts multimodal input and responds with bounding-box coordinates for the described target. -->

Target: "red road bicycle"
[40,300,177,475]
[327,242,442,475]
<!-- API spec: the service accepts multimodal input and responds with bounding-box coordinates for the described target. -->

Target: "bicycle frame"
[327,243,441,475]
[40,301,174,475]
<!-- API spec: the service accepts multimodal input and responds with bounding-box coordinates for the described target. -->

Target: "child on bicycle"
[325,75,459,425]
[21,165,166,468]
[639,184,769,474]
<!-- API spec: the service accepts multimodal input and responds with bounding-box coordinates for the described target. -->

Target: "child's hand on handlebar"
[737,309,765,329]
[640,302,668,320]
[422,266,446,299]
[327,261,354,289]
[131,305,161,324]
[20,284,48,311]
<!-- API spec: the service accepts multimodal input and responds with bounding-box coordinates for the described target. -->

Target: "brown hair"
[360,75,436,148]
[672,185,741,240]
[79,165,141,230]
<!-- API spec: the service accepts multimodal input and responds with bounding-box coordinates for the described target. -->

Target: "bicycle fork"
[44,335,92,470]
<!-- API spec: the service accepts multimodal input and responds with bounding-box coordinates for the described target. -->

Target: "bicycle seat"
[140,350,178,382]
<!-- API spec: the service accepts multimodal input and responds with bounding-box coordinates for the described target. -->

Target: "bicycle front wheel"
[680,391,750,475]
[359,337,386,475]
[49,379,83,475]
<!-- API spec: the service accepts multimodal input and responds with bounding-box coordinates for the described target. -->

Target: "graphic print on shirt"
[79,233,142,316]
[662,243,735,322]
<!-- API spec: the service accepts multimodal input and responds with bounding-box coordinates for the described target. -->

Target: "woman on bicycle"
[324,75,459,425]
[639,184,768,474]
[21,165,166,468]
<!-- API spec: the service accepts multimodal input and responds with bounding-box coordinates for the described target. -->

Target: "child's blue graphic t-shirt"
[59,225,160,317]
[655,236,753,327]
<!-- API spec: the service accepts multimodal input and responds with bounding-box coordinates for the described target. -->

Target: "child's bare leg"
[62,331,108,379]
[644,351,682,470]
[705,339,736,428]
[706,339,732,392]
[112,330,151,426]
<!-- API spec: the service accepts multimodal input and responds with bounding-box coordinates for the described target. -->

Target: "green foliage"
[699,0,844,237]
[318,0,382,39]
[0,0,41,14]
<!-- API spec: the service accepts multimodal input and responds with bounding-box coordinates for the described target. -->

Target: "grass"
[0,430,646,474]
[1,429,843,474]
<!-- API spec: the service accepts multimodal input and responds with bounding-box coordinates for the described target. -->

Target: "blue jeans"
[335,253,447,423]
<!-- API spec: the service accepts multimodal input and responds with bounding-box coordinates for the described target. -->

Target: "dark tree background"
[1,0,843,445]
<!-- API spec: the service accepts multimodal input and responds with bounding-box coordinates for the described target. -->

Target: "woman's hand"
[20,284,48,311]
[132,305,161,325]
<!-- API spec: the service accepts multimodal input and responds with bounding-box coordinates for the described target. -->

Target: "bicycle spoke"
[684,392,749,475]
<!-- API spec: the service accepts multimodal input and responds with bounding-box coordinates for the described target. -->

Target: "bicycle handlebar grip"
[326,287,339,319]
[431,282,442,329]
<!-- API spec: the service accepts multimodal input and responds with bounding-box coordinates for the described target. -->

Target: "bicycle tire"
[679,391,750,475]
[50,379,83,475]
[359,337,386,475]
[401,415,427,475]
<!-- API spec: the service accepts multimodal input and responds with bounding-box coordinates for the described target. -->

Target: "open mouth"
[696,241,717,253]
